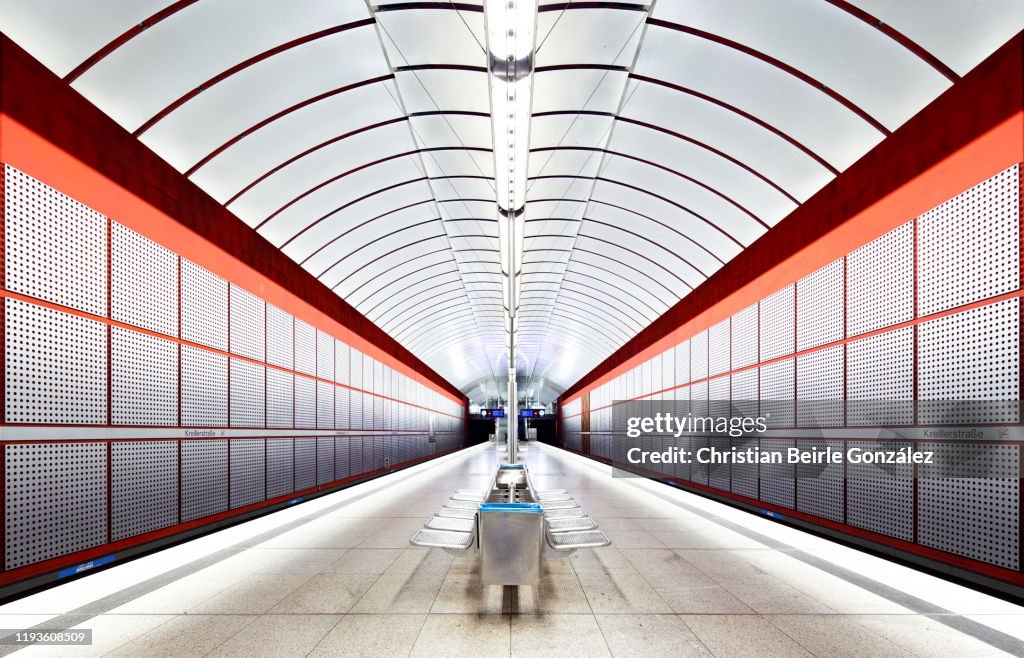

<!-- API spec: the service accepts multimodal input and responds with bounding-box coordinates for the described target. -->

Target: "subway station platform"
[1,441,1020,657]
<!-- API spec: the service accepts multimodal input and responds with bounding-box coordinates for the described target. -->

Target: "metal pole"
[507,317,518,463]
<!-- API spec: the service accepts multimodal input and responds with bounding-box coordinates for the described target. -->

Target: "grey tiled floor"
[2,442,1022,657]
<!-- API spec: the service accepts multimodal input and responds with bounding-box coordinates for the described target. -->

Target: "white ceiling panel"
[3,1,1020,402]
[190,80,403,203]
[73,0,371,131]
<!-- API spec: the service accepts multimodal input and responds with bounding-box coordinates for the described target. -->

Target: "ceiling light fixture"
[485,0,537,462]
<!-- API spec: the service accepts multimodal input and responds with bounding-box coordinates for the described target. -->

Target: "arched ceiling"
[2,0,1023,405]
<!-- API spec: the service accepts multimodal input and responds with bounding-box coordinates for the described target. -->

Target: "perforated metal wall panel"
[374,360,384,396]
[796,345,844,427]
[848,222,913,336]
[797,259,844,351]
[266,368,294,428]
[708,437,731,491]
[709,375,730,417]
[759,439,795,509]
[181,344,228,426]
[759,360,794,428]
[334,438,351,480]
[690,436,709,484]
[674,340,690,386]
[918,164,1020,317]
[317,381,335,429]
[335,387,351,429]
[4,165,107,315]
[181,440,228,522]
[266,304,293,369]
[335,341,350,385]
[111,441,177,541]
[230,439,265,509]
[847,440,914,541]
[350,349,363,390]
[111,222,178,336]
[795,440,844,522]
[181,260,228,351]
[729,437,758,499]
[918,298,1020,424]
[294,375,316,429]
[5,298,107,424]
[691,330,709,381]
[363,356,375,397]
[351,438,364,475]
[5,443,107,569]
[350,390,364,430]
[230,359,266,428]
[295,437,317,491]
[363,392,374,431]
[317,330,334,381]
[731,303,758,369]
[229,284,265,361]
[760,285,795,361]
[731,368,758,401]
[661,349,674,392]
[690,380,709,418]
[111,327,177,425]
[919,443,1019,570]
[294,319,316,376]
[266,438,294,499]
[373,437,385,471]
[709,318,730,377]
[847,327,914,425]
[317,437,334,485]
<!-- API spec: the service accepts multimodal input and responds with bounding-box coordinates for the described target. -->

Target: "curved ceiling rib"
[2,0,1022,402]
[646,18,890,136]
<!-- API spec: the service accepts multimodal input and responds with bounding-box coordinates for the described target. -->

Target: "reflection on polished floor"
[0,442,1022,657]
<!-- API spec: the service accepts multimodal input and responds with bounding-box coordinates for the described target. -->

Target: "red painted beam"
[560,32,1024,404]
[0,36,465,403]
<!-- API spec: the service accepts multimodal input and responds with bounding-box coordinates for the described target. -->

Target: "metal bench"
[410,464,611,571]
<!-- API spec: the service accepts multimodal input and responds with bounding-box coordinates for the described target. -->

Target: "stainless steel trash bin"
[478,502,544,586]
